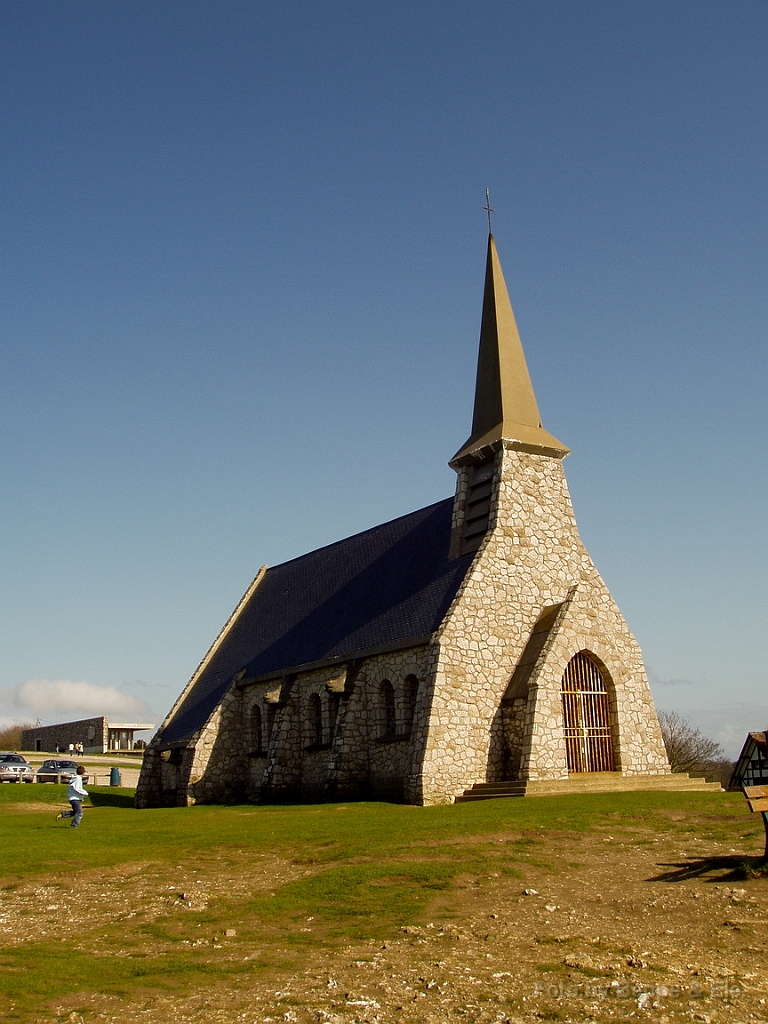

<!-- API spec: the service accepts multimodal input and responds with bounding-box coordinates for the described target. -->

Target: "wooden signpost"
[743,785,768,859]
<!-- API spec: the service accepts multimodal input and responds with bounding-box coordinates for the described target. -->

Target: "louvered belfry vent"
[461,460,494,554]
[561,652,616,773]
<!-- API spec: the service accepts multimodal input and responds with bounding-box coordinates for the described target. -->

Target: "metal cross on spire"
[481,189,495,234]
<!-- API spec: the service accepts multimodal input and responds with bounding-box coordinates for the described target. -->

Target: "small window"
[380,680,396,737]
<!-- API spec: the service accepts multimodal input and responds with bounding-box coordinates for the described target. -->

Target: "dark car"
[36,759,89,784]
[0,753,34,783]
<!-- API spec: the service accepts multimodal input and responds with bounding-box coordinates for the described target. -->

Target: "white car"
[0,753,34,783]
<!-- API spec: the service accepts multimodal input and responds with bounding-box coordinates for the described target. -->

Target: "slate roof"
[162,497,473,744]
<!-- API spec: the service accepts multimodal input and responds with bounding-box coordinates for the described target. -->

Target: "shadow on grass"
[88,788,135,809]
[648,855,767,883]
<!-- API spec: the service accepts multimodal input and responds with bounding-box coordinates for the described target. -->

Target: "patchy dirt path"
[2,816,766,1023]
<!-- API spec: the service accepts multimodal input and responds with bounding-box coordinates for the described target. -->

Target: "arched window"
[561,652,615,772]
[250,705,263,753]
[404,675,419,733]
[308,692,323,747]
[380,680,396,737]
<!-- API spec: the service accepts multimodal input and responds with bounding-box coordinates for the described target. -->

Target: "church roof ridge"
[264,496,453,573]
[450,233,568,466]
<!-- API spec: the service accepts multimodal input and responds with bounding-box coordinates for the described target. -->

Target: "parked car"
[0,753,34,783]
[36,759,89,784]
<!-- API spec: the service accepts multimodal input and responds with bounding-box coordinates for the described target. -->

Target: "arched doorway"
[561,652,616,772]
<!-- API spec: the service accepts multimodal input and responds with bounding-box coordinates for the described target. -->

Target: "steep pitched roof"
[451,234,568,466]
[162,498,473,744]
[730,731,768,789]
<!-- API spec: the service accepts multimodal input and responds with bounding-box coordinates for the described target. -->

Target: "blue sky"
[0,1,765,755]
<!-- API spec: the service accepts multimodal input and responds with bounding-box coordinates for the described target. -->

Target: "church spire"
[450,235,569,467]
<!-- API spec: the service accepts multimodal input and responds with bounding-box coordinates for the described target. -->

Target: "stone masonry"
[409,446,669,805]
[135,232,674,809]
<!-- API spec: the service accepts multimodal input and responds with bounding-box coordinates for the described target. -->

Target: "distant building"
[21,716,155,754]
[730,732,768,790]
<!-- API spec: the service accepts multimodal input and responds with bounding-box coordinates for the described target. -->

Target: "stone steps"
[455,772,722,801]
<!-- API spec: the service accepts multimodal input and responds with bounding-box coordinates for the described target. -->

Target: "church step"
[456,791,525,801]
[461,782,528,793]
[455,773,723,802]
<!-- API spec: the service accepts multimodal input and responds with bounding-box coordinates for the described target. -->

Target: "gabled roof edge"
[157,565,268,743]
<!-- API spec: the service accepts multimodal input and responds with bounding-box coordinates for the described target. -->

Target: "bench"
[742,785,768,859]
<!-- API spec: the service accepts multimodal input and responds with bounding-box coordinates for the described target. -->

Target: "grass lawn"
[0,784,764,1023]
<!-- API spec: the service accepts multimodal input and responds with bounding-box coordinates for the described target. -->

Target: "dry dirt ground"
[1,812,766,1024]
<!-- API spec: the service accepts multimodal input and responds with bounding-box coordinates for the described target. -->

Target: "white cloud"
[715,721,748,753]
[3,679,154,723]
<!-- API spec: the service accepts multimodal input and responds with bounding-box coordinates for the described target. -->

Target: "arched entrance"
[561,652,616,772]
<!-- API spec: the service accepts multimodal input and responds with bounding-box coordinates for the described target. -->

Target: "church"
[136,233,709,809]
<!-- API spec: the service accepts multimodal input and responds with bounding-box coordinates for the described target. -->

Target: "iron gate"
[561,652,616,772]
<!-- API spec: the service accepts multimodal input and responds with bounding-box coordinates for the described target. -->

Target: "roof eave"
[450,424,570,469]
[236,633,436,687]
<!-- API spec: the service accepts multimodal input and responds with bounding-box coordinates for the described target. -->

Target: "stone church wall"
[411,447,669,806]
[140,645,438,806]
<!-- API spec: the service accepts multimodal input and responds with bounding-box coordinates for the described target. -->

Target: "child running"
[56,765,89,828]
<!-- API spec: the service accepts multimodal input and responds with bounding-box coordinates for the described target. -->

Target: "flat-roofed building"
[22,717,155,754]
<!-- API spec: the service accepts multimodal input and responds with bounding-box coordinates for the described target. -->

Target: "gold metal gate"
[561,653,615,772]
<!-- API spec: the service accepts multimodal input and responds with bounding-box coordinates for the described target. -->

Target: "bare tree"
[657,710,726,776]
[0,723,34,750]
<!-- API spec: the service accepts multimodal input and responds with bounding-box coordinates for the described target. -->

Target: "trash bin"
[109,766,121,787]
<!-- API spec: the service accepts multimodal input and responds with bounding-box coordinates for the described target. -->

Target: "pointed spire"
[450,235,568,467]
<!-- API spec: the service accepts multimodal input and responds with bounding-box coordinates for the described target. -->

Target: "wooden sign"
[747,797,768,814]
[744,784,768,799]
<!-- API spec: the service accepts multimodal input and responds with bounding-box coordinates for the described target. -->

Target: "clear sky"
[0,1,765,755]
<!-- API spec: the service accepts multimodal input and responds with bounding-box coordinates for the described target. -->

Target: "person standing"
[56,766,89,828]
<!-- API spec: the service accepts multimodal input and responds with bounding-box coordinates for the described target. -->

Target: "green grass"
[0,784,750,877]
[0,786,761,1021]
